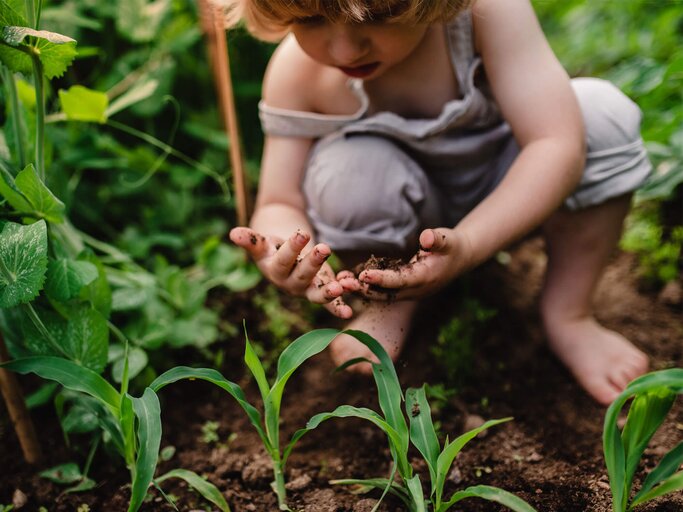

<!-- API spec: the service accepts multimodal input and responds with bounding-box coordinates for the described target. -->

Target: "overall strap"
[445,10,476,95]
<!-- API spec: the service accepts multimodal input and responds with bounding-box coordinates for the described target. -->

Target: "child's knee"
[304,134,440,252]
[572,78,643,152]
[566,78,651,210]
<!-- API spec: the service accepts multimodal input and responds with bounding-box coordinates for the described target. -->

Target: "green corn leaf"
[112,347,148,384]
[1,356,120,413]
[406,474,427,512]
[622,389,676,492]
[65,306,109,373]
[45,259,98,302]
[284,405,403,469]
[0,25,77,79]
[629,470,683,509]
[435,418,512,506]
[633,442,683,503]
[120,394,136,466]
[603,369,683,512]
[330,477,410,506]
[150,367,269,449]
[156,469,230,512]
[128,388,162,512]
[266,329,339,447]
[344,330,409,474]
[0,220,48,307]
[406,386,440,492]
[244,328,270,401]
[58,85,108,123]
[440,484,537,512]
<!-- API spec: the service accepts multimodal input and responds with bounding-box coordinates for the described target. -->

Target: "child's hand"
[229,227,356,319]
[357,228,472,301]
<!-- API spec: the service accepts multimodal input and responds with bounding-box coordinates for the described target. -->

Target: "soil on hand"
[1,238,682,511]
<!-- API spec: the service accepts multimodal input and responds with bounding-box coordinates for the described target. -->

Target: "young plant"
[2,350,229,512]
[603,368,683,512]
[149,328,342,511]
[291,330,537,512]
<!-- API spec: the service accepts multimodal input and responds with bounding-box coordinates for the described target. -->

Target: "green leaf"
[156,469,230,512]
[150,367,269,449]
[406,474,426,512]
[285,405,403,469]
[59,86,108,123]
[0,172,32,212]
[266,329,339,448]
[0,1,29,74]
[0,220,48,307]
[45,259,98,302]
[435,418,512,506]
[621,389,675,494]
[406,386,440,492]
[112,347,148,384]
[116,0,170,43]
[10,165,66,223]
[630,471,683,508]
[65,306,109,373]
[244,328,270,402]
[63,477,96,494]
[602,369,683,511]
[39,462,83,484]
[1,356,120,414]
[633,442,683,504]
[106,78,159,117]
[0,25,77,79]
[440,485,537,512]
[128,388,162,512]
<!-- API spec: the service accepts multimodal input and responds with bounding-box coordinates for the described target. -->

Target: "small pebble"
[13,489,28,509]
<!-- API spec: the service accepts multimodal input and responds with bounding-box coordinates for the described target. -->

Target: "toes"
[589,378,622,406]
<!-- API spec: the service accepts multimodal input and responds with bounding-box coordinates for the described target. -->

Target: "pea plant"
[150,328,343,511]
[291,330,537,512]
[603,368,683,512]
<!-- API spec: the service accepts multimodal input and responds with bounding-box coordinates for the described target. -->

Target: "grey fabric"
[260,11,652,253]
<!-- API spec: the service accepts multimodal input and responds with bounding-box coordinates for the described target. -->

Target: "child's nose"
[327,26,370,65]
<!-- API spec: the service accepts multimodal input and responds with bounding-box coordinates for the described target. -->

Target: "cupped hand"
[356,228,472,301]
[229,227,358,319]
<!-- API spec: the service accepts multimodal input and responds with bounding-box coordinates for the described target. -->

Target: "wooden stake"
[198,0,251,226]
[0,333,42,465]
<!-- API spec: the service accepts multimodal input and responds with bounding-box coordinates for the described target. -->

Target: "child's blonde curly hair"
[215,0,472,41]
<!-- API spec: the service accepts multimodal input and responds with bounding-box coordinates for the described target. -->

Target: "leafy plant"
[292,330,536,512]
[150,328,342,511]
[603,368,683,512]
[2,353,229,512]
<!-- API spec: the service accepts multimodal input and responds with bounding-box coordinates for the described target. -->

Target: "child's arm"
[358,0,585,299]
[230,42,356,318]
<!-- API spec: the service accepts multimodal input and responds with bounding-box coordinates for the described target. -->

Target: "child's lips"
[338,62,380,78]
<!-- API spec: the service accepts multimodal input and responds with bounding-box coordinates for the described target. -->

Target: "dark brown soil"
[1,238,682,511]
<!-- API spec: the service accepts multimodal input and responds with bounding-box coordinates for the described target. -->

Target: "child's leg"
[540,195,649,405]
[537,78,652,405]
[303,134,444,368]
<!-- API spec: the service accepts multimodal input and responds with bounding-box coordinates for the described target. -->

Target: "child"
[226,0,651,405]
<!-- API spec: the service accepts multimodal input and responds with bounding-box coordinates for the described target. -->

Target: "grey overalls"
[259,11,652,254]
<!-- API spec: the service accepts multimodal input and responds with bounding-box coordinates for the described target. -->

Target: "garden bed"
[1,239,682,511]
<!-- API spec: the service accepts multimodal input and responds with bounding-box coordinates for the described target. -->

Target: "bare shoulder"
[262,35,324,112]
[263,35,356,115]
[471,0,545,53]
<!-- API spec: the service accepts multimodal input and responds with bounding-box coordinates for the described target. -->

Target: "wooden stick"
[198,0,251,226]
[0,333,42,465]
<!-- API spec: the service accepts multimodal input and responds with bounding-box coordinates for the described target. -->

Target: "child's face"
[290,17,429,80]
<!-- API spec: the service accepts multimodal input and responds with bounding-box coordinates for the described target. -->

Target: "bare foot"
[329,300,418,374]
[544,316,649,405]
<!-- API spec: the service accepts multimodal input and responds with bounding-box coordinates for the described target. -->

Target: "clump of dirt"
[354,254,410,275]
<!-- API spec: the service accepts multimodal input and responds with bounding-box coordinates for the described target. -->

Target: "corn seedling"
[2,350,229,512]
[290,330,537,512]
[603,368,683,512]
[150,328,343,511]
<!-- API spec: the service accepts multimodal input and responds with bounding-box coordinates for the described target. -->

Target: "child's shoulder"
[262,35,359,116]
